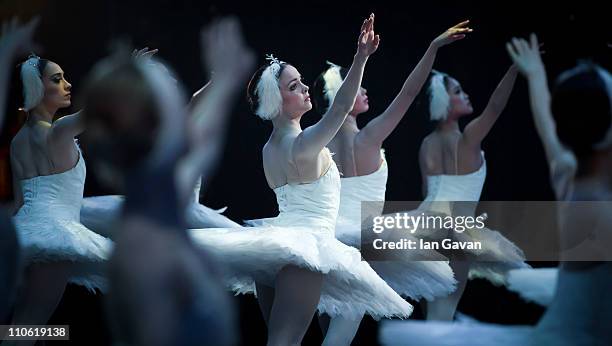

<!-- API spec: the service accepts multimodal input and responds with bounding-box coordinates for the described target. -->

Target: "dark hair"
[246,62,287,114]
[552,63,612,176]
[81,61,160,171]
[311,65,348,115]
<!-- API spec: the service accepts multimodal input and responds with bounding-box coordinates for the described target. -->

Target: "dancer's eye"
[50,74,62,83]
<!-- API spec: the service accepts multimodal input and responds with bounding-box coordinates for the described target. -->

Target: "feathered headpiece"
[254,54,285,120]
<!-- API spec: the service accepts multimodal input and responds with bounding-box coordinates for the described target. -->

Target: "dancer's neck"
[436,119,460,133]
[27,105,56,126]
[271,113,302,136]
[339,116,359,133]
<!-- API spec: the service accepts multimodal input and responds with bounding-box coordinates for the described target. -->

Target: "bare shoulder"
[264,133,296,162]
[419,134,440,160]
[419,135,437,172]
[10,127,28,149]
[262,140,280,168]
[262,136,292,187]
[9,128,31,164]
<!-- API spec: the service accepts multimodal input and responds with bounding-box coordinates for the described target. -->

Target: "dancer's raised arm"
[0,17,38,130]
[463,63,518,147]
[361,20,471,145]
[176,17,254,200]
[295,14,379,160]
[507,34,576,199]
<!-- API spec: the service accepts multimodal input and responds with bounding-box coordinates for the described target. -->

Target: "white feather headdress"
[20,55,45,112]
[255,54,285,120]
[322,61,344,110]
[428,70,450,121]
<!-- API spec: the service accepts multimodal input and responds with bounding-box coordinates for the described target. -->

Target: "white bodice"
[16,150,85,221]
[271,150,341,233]
[424,151,487,202]
[338,153,388,223]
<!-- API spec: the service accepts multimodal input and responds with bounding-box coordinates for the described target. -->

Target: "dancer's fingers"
[506,42,519,62]
[512,38,524,55]
[453,20,470,29]
[530,33,540,51]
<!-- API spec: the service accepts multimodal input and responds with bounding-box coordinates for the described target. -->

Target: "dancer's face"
[279,65,311,119]
[446,77,473,120]
[350,86,369,116]
[41,62,72,109]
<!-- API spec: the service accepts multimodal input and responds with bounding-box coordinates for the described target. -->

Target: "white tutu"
[413,151,528,284]
[13,149,112,292]
[185,178,241,228]
[335,152,456,301]
[80,195,124,238]
[81,177,240,238]
[190,154,413,320]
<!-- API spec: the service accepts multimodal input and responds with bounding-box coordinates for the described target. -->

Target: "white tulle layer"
[81,195,241,239]
[13,216,112,292]
[392,209,530,285]
[189,225,413,320]
[507,268,558,306]
[335,218,456,301]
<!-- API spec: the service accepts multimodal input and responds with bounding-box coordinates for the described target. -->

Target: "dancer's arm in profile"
[507,34,576,200]
[294,14,379,161]
[176,17,255,200]
[359,20,472,146]
[463,63,518,149]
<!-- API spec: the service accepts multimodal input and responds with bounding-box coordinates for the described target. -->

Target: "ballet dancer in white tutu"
[310,19,474,345]
[7,27,112,346]
[189,14,412,346]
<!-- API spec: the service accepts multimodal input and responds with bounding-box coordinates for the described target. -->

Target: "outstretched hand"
[0,17,40,58]
[431,20,472,48]
[201,16,254,83]
[131,47,159,63]
[356,13,380,58]
[506,33,545,77]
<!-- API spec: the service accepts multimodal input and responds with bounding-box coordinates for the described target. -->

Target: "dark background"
[1,0,610,344]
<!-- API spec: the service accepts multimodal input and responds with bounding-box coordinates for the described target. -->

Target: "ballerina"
[80,17,252,346]
[189,14,412,346]
[7,38,112,346]
[379,34,612,345]
[79,49,240,239]
[310,20,473,345]
[413,43,530,320]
